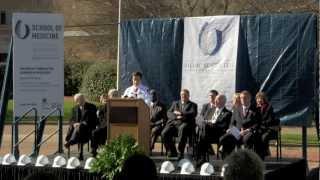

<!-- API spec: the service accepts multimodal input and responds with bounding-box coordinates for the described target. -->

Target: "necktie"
[243,107,247,117]
[212,109,219,123]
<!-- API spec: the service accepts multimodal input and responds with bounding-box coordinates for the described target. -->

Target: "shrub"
[80,61,116,102]
[64,60,93,96]
[90,134,143,180]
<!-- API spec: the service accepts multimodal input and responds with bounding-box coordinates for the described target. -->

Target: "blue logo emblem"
[198,22,222,56]
[14,20,30,39]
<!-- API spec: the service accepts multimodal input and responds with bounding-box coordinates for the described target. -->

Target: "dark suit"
[196,103,215,142]
[65,102,98,146]
[219,105,261,158]
[150,101,167,150]
[256,104,279,158]
[200,103,215,120]
[161,100,197,156]
[197,107,232,160]
[234,104,261,149]
[91,104,108,156]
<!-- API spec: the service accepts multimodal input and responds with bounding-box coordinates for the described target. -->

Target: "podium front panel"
[109,107,137,123]
[107,99,150,154]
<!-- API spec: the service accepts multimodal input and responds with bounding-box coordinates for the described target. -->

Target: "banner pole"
[0,36,13,147]
[116,0,122,90]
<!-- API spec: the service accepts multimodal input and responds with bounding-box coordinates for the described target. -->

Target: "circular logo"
[198,22,222,56]
[14,20,30,39]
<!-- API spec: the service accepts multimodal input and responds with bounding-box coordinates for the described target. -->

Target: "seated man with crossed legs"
[161,89,197,159]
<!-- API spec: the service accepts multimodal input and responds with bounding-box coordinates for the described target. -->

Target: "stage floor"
[40,150,307,180]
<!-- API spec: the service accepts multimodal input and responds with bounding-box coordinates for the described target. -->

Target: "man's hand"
[73,123,80,128]
[226,128,231,133]
[240,128,250,136]
[176,115,183,119]
[173,110,182,116]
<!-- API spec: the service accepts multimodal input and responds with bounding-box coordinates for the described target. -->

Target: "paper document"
[228,126,241,140]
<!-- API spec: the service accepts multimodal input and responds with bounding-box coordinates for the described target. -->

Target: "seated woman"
[91,89,119,157]
[255,92,279,159]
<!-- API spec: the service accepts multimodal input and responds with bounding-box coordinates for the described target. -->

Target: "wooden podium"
[106,98,150,154]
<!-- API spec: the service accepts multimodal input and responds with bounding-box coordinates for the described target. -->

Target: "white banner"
[13,13,64,117]
[182,16,239,109]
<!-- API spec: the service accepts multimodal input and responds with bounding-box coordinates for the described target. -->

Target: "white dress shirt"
[209,107,222,124]
[122,84,151,105]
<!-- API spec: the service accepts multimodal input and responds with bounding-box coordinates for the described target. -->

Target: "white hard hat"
[66,157,80,169]
[84,157,95,170]
[17,155,31,166]
[52,156,67,168]
[180,161,195,175]
[177,158,191,168]
[2,153,16,165]
[160,161,175,174]
[35,155,49,167]
[200,162,214,176]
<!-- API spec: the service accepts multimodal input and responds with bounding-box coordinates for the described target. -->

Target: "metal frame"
[35,108,63,156]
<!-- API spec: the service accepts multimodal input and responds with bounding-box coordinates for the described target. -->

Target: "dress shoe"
[196,159,206,168]
[177,154,184,160]
[64,142,70,149]
[78,154,84,161]
[167,152,178,158]
[91,150,97,157]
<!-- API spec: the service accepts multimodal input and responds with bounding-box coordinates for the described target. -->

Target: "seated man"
[149,89,167,151]
[161,89,197,159]
[196,90,218,157]
[122,71,150,104]
[219,90,261,158]
[197,94,232,164]
[65,93,97,160]
[91,89,119,157]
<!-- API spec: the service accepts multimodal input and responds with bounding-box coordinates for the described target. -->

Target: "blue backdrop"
[119,13,318,126]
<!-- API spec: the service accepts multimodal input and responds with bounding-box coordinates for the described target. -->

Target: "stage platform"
[0,151,307,180]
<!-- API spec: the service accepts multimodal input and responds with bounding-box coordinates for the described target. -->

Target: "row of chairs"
[67,125,282,161]
[155,123,282,160]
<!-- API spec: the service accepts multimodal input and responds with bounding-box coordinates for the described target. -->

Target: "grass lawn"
[5,97,77,123]
[3,98,320,146]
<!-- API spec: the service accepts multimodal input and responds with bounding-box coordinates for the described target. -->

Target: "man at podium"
[122,71,151,104]
[162,89,198,159]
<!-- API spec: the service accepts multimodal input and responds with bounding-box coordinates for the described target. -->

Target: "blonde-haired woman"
[232,93,241,112]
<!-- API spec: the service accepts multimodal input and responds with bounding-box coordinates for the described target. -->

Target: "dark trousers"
[91,127,108,152]
[161,121,191,155]
[255,129,278,158]
[219,133,239,158]
[65,124,90,145]
[150,125,163,150]
[242,131,256,149]
[197,124,224,160]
